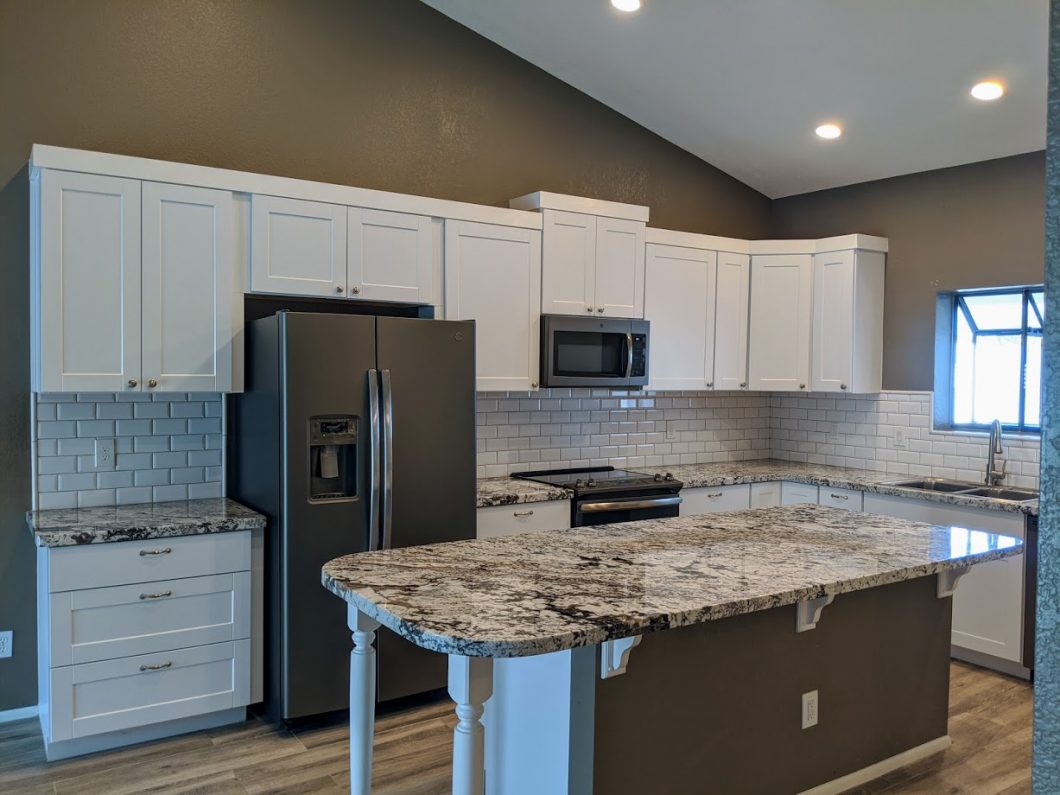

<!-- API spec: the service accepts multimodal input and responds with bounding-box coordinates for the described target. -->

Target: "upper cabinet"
[712,251,751,390]
[811,245,886,393]
[34,171,238,393]
[250,196,346,297]
[347,208,433,303]
[512,192,647,319]
[444,220,542,392]
[748,253,813,391]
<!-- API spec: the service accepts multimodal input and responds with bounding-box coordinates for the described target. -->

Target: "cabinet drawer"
[50,572,251,667]
[750,481,781,508]
[781,482,819,505]
[682,485,751,515]
[477,501,570,539]
[48,640,250,742]
[48,532,251,593]
[819,487,863,511]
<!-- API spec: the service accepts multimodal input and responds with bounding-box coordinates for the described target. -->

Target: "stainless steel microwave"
[540,315,649,388]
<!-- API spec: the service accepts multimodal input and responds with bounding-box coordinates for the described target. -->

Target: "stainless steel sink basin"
[883,478,980,493]
[957,486,1039,502]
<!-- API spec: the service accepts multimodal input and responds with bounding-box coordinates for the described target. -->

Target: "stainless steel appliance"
[231,311,476,721]
[513,467,682,526]
[540,315,649,388]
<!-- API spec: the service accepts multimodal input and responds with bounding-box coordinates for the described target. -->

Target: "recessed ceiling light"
[970,80,1005,101]
[815,123,842,140]
[611,0,642,12]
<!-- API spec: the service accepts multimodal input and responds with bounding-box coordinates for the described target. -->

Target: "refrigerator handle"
[367,369,382,552]
[381,369,395,550]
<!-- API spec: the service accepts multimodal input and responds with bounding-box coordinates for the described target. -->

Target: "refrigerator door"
[279,312,377,719]
[375,316,477,701]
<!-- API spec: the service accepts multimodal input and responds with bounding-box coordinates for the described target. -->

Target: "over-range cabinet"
[231,311,476,721]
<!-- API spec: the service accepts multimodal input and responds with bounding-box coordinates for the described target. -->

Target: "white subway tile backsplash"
[34,393,225,508]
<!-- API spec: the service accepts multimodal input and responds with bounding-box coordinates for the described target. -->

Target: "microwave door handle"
[367,370,381,552]
[381,369,395,551]
[625,332,633,379]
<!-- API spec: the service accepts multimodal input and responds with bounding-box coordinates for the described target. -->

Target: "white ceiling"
[422,0,1048,198]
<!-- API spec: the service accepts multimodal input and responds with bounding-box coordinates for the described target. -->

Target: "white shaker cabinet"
[644,243,716,391]
[748,254,813,391]
[347,207,433,303]
[250,195,347,297]
[811,248,885,393]
[712,252,751,390]
[141,182,235,392]
[594,216,645,318]
[444,220,542,391]
[36,170,142,393]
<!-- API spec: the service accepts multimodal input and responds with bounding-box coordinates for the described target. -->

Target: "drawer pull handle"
[139,590,173,600]
[829,493,849,501]
[139,547,172,556]
[139,661,173,672]
[707,492,723,499]
[513,510,534,517]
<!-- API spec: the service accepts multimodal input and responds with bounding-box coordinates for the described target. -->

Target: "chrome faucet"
[985,419,1006,486]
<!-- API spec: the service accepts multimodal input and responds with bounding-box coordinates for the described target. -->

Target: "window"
[936,286,1043,433]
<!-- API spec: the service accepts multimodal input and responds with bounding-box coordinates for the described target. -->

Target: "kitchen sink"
[957,486,1039,502]
[883,478,980,493]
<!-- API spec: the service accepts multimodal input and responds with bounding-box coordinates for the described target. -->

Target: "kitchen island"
[322,504,1022,795]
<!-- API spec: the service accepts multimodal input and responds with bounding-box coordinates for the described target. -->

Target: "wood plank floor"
[0,662,1031,794]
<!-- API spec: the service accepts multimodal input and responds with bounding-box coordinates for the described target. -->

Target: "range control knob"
[664,473,675,481]
[654,473,663,482]
[586,478,597,488]
[575,479,584,489]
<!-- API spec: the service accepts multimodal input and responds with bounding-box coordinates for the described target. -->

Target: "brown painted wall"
[0,0,771,709]
[771,153,1046,391]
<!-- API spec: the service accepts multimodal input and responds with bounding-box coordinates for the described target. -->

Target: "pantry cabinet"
[748,254,813,391]
[444,220,542,391]
[34,172,238,393]
[811,247,885,393]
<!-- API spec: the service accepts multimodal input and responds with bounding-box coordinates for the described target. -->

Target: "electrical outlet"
[893,428,907,449]
[0,631,12,659]
[95,438,116,469]
[801,690,818,729]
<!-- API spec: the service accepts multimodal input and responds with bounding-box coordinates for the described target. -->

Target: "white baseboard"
[0,705,39,723]
[798,735,952,795]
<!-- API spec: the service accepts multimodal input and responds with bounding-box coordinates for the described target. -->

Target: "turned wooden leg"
[348,606,380,795]
[448,654,494,795]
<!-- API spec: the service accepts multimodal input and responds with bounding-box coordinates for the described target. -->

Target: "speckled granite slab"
[476,477,572,508]
[323,504,1023,658]
[28,498,266,547]
[636,460,1039,515]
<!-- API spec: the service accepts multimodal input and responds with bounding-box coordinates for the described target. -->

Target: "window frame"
[936,285,1043,434]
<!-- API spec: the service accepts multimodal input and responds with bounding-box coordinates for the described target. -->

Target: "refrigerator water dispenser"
[309,416,357,500]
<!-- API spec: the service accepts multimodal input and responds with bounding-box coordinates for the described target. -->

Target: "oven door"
[541,315,641,388]
[574,494,682,526]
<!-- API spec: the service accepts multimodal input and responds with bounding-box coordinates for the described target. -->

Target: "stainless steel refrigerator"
[230,311,476,722]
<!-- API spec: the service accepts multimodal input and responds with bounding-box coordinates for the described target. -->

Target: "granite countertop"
[476,460,1038,515]
[476,477,572,508]
[323,504,1023,659]
[28,497,266,547]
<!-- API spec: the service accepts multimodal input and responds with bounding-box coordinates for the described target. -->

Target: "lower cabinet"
[477,500,570,539]
[780,481,819,505]
[37,532,258,759]
[818,486,863,510]
[749,481,781,508]
[681,485,751,515]
[863,494,1027,669]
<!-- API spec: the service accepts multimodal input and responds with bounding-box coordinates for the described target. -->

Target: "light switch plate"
[802,689,819,729]
[95,438,116,470]
[0,631,12,659]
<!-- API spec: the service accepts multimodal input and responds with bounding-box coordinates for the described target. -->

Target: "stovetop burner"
[512,466,679,494]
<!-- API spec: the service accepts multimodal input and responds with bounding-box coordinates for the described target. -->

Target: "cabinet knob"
[351,286,361,295]
[530,383,538,389]
[597,307,604,313]
[706,382,714,388]
[148,379,158,388]
[840,383,848,390]
[799,384,806,390]
[740,382,747,388]
[128,379,138,388]
[335,286,344,293]
[586,306,594,313]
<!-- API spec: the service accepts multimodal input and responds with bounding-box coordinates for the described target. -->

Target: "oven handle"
[625,332,633,379]
[579,496,683,513]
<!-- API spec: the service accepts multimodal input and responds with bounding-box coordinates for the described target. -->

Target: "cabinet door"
[347,207,433,303]
[780,481,819,505]
[541,210,595,316]
[250,196,346,297]
[811,250,855,392]
[748,254,812,391]
[644,243,715,390]
[681,485,751,514]
[594,217,646,318]
[38,170,141,392]
[477,501,570,538]
[141,182,235,392]
[712,252,750,390]
[445,221,542,391]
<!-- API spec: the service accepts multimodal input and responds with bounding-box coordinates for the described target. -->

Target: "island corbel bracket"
[347,607,381,795]
[600,635,643,678]
[795,594,835,632]
[936,566,971,598]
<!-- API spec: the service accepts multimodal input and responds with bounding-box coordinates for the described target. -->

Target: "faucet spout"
[986,420,1005,486]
